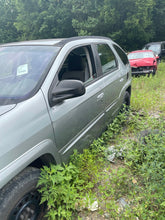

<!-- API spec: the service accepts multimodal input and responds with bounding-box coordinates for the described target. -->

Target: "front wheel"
[152,68,156,76]
[0,167,46,220]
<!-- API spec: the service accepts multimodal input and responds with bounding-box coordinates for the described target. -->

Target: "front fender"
[0,139,60,189]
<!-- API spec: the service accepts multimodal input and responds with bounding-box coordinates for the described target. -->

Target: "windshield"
[128,51,154,59]
[0,46,60,105]
[145,44,161,54]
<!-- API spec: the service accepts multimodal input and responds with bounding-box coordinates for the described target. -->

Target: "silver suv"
[0,36,131,219]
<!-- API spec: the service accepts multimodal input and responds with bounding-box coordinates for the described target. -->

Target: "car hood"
[0,104,16,116]
[129,58,154,67]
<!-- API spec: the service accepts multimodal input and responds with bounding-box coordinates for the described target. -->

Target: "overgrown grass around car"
[131,64,165,114]
[38,63,165,220]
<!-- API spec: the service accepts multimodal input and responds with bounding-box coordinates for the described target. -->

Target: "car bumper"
[132,69,154,76]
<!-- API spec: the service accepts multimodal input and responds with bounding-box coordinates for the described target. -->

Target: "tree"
[0,0,158,51]
[14,0,43,40]
[70,0,102,36]
[38,0,76,38]
[14,0,76,40]
[99,0,155,50]
[152,0,165,41]
[0,0,18,43]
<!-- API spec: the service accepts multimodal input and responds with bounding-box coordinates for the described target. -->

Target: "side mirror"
[50,79,85,106]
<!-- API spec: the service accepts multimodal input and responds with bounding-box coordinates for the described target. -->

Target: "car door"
[93,43,125,124]
[112,43,131,86]
[48,45,106,162]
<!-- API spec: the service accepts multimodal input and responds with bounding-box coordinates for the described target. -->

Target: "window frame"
[48,43,100,106]
[112,44,129,66]
[93,43,118,77]
[57,45,97,85]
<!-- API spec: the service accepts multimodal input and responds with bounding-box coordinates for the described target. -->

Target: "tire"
[121,91,130,112]
[0,167,46,220]
[152,68,156,76]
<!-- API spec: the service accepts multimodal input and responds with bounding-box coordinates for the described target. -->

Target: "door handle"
[97,93,104,101]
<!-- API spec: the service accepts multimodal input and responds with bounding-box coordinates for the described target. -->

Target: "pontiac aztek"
[0,36,131,219]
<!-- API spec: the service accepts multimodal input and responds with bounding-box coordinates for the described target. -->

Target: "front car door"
[48,44,106,162]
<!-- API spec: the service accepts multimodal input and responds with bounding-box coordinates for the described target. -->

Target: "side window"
[113,44,129,65]
[96,44,117,74]
[58,46,95,83]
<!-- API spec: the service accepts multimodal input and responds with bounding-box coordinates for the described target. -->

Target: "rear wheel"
[122,91,130,112]
[0,167,46,220]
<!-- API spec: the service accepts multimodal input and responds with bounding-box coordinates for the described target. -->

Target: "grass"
[38,63,165,220]
[131,65,165,114]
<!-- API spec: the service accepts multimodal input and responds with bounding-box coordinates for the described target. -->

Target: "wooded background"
[0,0,164,51]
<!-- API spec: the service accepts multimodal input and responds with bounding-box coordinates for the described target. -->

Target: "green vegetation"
[131,66,165,115]
[38,63,165,219]
[0,0,165,50]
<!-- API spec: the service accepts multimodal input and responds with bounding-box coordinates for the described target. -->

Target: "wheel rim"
[9,190,42,220]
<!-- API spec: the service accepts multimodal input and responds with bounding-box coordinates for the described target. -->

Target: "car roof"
[145,41,165,46]
[0,36,110,47]
[0,39,64,46]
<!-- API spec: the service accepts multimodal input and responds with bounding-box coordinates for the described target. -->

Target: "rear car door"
[48,44,106,162]
[93,42,127,123]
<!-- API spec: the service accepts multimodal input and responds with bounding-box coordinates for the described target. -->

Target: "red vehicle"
[128,50,158,76]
